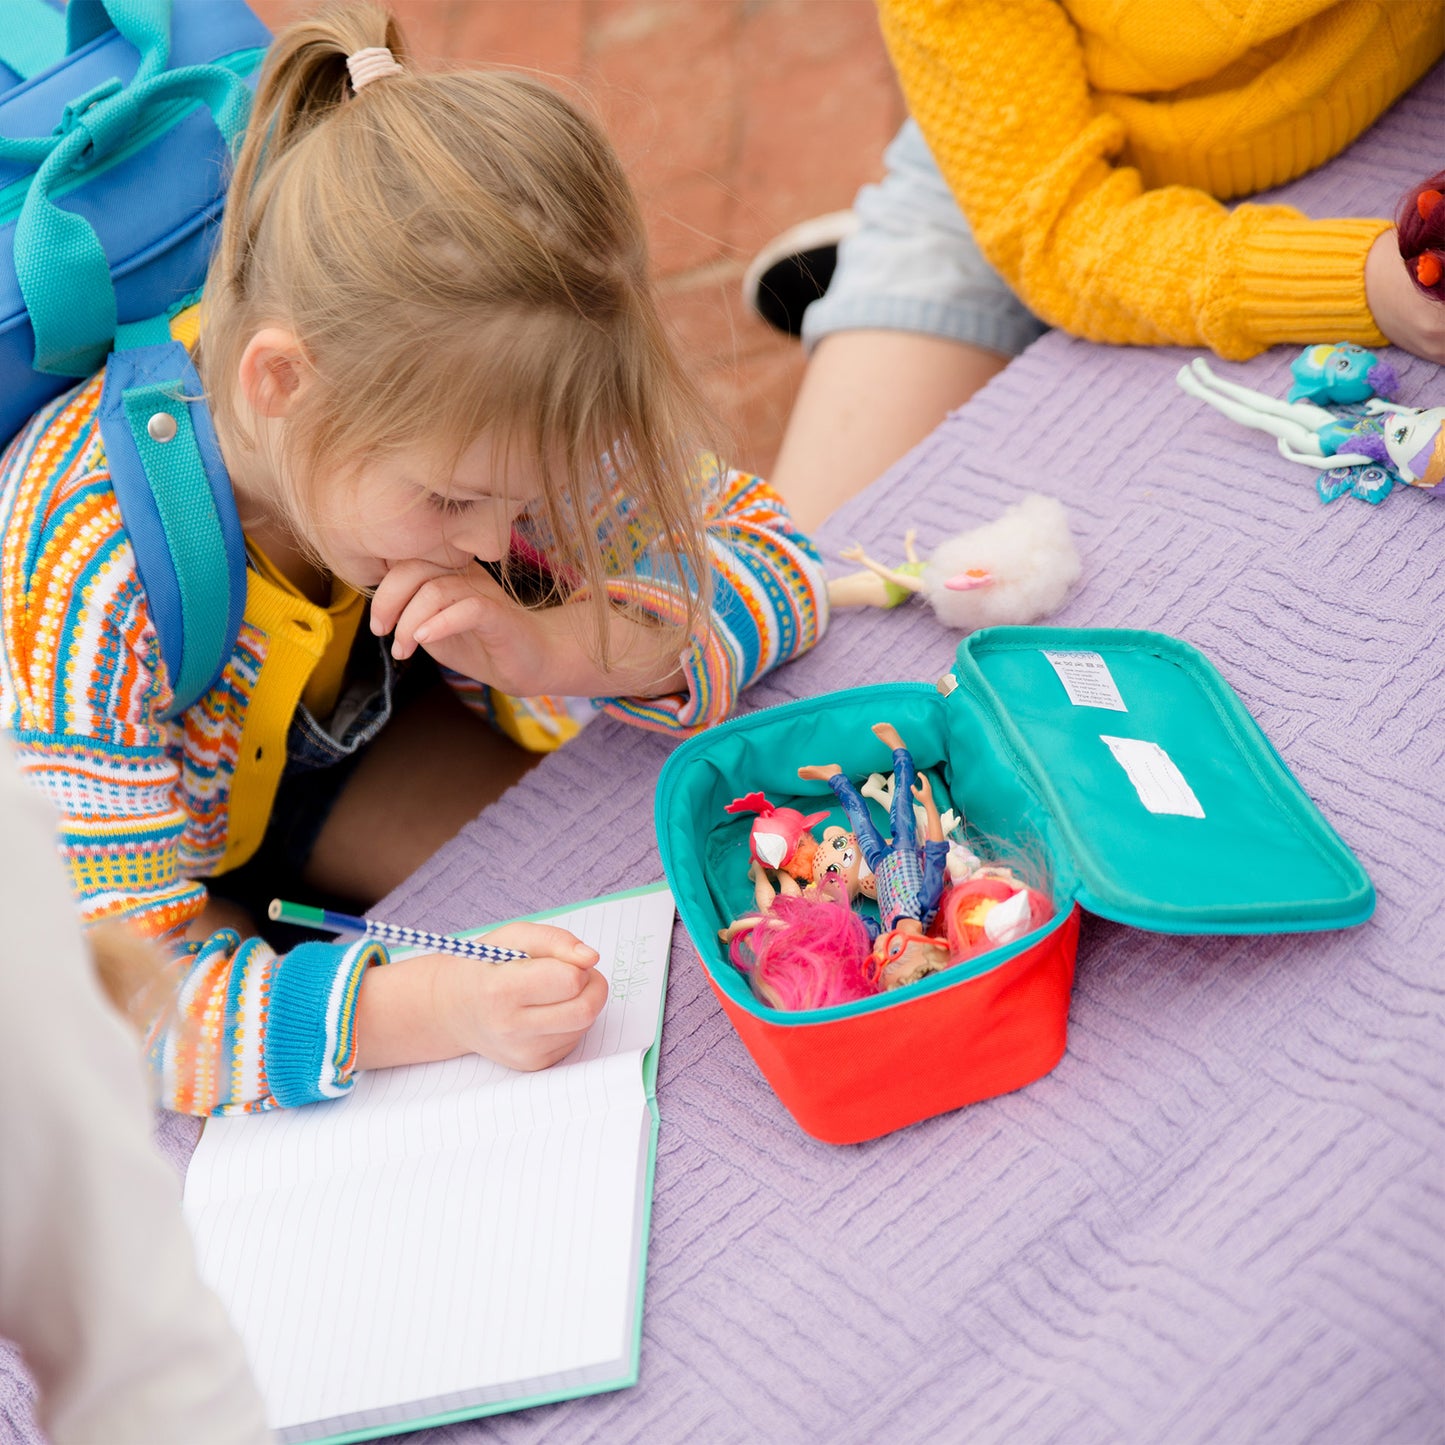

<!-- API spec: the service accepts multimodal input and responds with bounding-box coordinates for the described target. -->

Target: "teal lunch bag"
[1,0,270,717]
[656,627,1376,1143]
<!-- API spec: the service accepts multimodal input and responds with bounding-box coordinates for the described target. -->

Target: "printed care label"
[1042,650,1127,711]
[1100,736,1205,818]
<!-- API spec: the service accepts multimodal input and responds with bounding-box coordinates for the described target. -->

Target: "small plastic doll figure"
[724,887,876,1011]
[808,824,876,901]
[935,874,1052,960]
[827,495,1081,631]
[715,833,877,1012]
[1287,342,1399,405]
[1177,355,1445,503]
[827,529,931,610]
[860,767,964,842]
[798,722,953,990]
[724,792,829,880]
[718,859,821,942]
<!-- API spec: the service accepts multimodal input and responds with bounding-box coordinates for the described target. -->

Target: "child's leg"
[773,335,1007,533]
[768,121,1041,532]
[304,678,539,904]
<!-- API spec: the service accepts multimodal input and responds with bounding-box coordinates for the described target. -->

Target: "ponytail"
[213,1,402,304]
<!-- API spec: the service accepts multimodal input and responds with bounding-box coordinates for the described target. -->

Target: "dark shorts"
[206,635,432,946]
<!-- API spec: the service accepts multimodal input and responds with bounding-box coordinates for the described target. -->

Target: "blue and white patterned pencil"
[268,899,529,962]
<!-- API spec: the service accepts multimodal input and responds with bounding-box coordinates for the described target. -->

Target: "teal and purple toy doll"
[1178,177,1445,507]
[1177,354,1444,507]
[1287,343,1399,406]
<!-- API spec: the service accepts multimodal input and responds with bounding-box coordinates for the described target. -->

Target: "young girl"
[0,3,827,1115]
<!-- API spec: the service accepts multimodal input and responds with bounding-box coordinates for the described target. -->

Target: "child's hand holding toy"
[1364,183,1445,367]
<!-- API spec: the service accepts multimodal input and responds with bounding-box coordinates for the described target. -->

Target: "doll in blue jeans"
[798,722,952,989]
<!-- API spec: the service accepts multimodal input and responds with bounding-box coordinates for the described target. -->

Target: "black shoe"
[742,211,858,337]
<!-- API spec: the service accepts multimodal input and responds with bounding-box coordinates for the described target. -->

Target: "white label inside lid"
[1100,735,1205,818]
[1042,650,1127,711]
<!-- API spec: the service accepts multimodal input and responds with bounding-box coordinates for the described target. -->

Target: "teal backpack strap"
[0,0,67,80]
[98,333,247,719]
[1,0,170,82]
[66,0,172,82]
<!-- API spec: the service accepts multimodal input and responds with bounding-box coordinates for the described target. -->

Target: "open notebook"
[184,883,676,1445]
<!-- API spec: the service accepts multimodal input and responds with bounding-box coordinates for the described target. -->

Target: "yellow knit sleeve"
[875,0,1397,359]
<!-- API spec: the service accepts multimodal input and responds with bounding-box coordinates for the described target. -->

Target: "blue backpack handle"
[14,62,251,377]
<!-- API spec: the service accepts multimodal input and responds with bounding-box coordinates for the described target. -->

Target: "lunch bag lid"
[951,627,1375,934]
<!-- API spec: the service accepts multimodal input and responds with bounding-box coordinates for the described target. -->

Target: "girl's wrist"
[352,952,462,1071]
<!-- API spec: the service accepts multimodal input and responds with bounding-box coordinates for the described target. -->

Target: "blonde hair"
[200,1,714,668]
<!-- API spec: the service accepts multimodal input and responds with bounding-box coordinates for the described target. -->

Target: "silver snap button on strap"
[147,411,178,443]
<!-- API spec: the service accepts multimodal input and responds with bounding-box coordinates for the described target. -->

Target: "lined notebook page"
[184,885,675,1443]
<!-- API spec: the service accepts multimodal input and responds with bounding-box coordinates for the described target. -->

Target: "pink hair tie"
[346,46,403,92]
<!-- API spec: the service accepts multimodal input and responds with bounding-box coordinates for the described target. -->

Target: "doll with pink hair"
[725,885,876,1011]
[723,792,830,882]
[718,812,881,1009]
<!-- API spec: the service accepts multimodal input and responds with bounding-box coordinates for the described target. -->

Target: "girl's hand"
[371,559,685,699]
[372,560,577,695]
[1365,228,1445,364]
[353,921,606,1073]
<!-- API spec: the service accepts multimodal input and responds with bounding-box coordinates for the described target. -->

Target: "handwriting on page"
[609,933,653,1001]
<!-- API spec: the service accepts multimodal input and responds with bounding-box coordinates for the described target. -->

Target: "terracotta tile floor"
[248,0,906,477]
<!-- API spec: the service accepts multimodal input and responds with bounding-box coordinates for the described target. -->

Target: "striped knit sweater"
[878,0,1444,358]
[0,374,827,1115]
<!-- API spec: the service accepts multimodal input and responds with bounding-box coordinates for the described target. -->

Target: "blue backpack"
[1,0,270,717]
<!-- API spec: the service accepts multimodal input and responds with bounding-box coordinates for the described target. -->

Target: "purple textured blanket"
[5,65,1441,1445]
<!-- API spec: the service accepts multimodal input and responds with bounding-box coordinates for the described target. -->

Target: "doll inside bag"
[687,685,1070,1014]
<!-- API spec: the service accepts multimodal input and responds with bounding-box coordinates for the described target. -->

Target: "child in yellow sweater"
[759,0,1445,530]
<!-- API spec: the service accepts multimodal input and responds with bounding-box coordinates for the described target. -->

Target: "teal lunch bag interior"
[656,675,1083,1026]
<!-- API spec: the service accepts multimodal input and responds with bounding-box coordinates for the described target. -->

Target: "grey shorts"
[801,120,1047,359]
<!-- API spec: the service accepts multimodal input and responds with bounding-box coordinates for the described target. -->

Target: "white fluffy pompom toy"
[828,494,1082,631]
